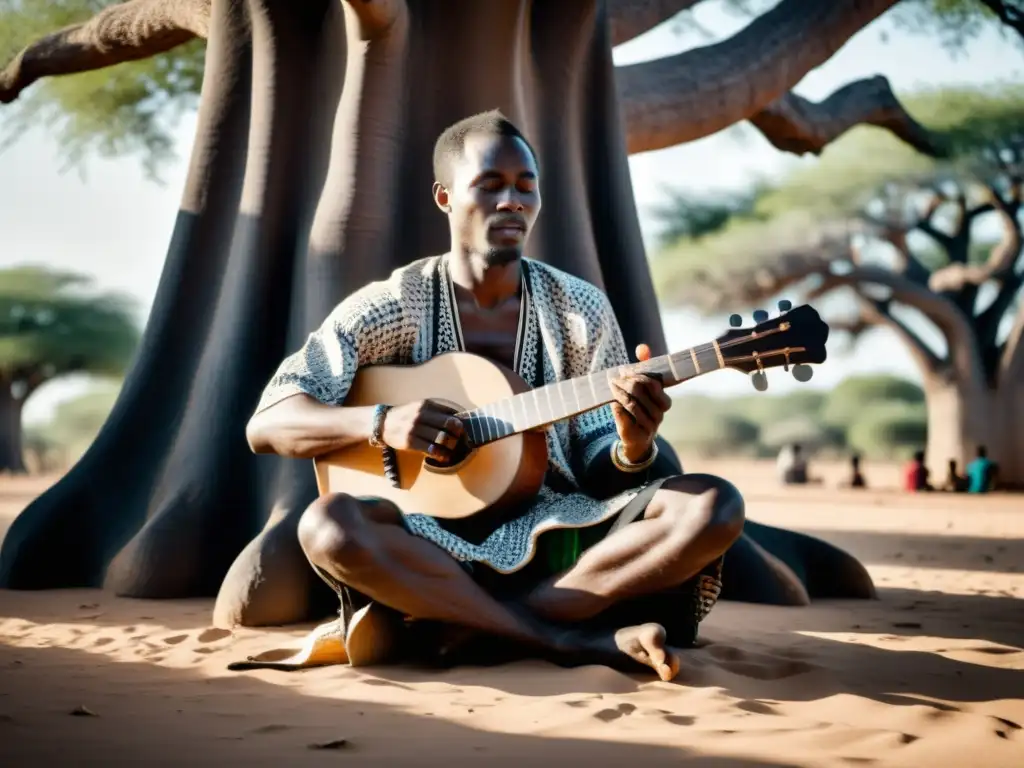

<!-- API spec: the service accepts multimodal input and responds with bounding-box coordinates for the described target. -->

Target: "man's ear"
[432,182,451,212]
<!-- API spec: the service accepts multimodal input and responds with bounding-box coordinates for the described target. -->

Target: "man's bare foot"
[613,623,681,681]
[553,622,681,681]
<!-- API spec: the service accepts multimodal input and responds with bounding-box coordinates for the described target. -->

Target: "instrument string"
[459,330,802,432]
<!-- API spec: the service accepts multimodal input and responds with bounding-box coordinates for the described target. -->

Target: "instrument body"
[313,304,830,521]
[314,352,549,520]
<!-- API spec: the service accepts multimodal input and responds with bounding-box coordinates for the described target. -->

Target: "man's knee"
[297,493,394,569]
[657,474,745,547]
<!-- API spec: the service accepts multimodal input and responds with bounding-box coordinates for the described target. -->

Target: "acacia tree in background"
[0,266,139,473]
[655,88,1024,487]
[0,0,1015,626]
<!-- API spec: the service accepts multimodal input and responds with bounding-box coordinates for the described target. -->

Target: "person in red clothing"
[904,450,932,492]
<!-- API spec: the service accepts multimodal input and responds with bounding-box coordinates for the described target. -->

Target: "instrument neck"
[458,341,728,446]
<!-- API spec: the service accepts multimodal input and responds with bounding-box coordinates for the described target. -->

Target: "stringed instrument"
[313,302,829,521]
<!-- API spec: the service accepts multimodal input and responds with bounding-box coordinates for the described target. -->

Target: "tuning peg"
[792,364,814,382]
[777,299,792,312]
[751,371,769,391]
[752,309,769,323]
[728,313,743,327]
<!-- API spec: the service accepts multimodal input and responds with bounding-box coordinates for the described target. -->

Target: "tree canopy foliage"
[652,84,1024,309]
[664,374,925,459]
[652,83,1024,482]
[0,264,139,472]
[647,186,763,248]
[0,265,141,389]
[0,0,205,179]
[3,0,1007,619]
[0,0,1019,179]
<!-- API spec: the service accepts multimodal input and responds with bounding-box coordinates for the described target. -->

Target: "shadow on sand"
[0,640,796,767]
[794,528,1024,574]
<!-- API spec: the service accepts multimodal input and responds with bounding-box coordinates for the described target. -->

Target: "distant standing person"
[904,450,932,492]
[966,446,998,494]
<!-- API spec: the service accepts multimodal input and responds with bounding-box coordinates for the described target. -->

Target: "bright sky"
[2,2,1023,423]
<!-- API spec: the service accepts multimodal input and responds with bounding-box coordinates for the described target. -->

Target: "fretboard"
[459,340,726,446]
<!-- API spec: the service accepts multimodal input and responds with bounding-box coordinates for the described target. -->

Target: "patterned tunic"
[254,254,645,574]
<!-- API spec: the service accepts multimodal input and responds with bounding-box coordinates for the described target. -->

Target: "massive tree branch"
[855,293,943,373]
[928,183,1022,293]
[855,210,933,284]
[915,193,953,249]
[681,229,850,311]
[798,240,944,372]
[616,0,900,154]
[827,265,984,383]
[999,299,1024,380]
[607,0,703,46]
[979,0,1024,40]
[828,313,873,339]
[0,0,211,104]
[697,241,945,373]
[748,76,945,158]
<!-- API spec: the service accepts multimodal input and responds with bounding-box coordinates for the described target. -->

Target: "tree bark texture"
[1,0,937,163]
[853,296,1023,486]
[694,234,1024,486]
[747,76,945,157]
[0,0,210,103]
[0,0,877,625]
[921,369,1023,490]
[616,0,903,154]
[0,387,27,474]
[816,267,1021,486]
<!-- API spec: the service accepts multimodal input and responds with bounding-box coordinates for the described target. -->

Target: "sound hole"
[424,436,475,471]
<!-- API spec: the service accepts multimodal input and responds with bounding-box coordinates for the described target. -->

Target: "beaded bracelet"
[368,404,401,488]
[368,404,391,448]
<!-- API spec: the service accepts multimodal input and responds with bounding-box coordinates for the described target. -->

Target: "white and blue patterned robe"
[254,254,646,573]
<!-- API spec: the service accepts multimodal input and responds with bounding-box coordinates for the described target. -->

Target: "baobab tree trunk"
[923,370,1024,489]
[993,381,1024,488]
[993,318,1024,488]
[922,372,997,480]
[0,0,878,626]
[0,0,661,619]
[0,387,27,474]
[887,297,1024,486]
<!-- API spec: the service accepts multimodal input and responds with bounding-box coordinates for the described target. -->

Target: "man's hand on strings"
[610,343,672,463]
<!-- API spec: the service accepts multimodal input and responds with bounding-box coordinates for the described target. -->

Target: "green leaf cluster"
[651,85,1024,306]
[0,265,141,383]
[663,374,927,460]
[1,0,1019,176]
[0,0,205,180]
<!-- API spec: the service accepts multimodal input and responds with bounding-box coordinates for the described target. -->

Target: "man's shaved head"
[433,110,538,189]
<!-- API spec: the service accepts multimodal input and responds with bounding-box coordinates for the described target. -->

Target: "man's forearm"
[246,395,375,459]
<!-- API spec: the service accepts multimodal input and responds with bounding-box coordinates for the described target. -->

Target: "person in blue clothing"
[965,446,998,494]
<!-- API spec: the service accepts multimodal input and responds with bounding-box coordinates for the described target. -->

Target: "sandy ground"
[1,460,1022,767]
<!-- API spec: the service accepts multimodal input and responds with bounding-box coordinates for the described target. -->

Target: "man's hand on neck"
[448,249,523,310]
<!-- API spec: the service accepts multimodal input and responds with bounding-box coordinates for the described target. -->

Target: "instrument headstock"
[716,300,829,391]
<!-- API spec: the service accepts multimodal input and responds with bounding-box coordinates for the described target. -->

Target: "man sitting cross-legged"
[243,110,745,681]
